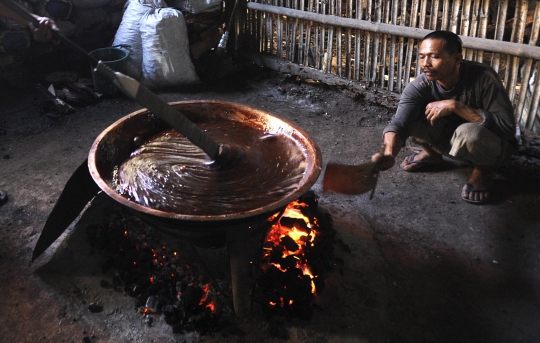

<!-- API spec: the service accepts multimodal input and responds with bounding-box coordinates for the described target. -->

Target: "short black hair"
[421,31,463,55]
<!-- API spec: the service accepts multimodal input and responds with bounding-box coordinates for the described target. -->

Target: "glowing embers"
[86,215,220,334]
[257,191,335,319]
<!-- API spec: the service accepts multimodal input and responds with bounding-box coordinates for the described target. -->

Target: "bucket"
[88,45,130,95]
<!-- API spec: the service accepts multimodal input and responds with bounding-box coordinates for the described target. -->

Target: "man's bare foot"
[400,146,444,172]
[461,166,493,204]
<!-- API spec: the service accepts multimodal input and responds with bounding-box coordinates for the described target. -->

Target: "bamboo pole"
[345,0,353,78]
[363,0,372,80]
[336,0,342,76]
[506,0,528,101]
[379,0,390,87]
[449,0,461,33]
[441,0,450,30]
[325,0,335,73]
[492,0,509,73]
[388,0,398,91]
[460,0,472,57]
[467,0,481,61]
[404,0,419,87]
[476,0,490,63]
[517,1,540,127]
[276,11,283,58]
[417,0,428,77]
[396,0,407,92]
[303,0,314,66]
[284,0,291,60]
[371,0,382,82]
[354,0,362,80]
[319,0,326,70]
[503,2,518,87]
[430,0,440,30]
[525,62,540,130]
[297,0,305,64]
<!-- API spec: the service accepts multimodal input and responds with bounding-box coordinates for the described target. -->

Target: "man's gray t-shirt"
[383,60,517,145]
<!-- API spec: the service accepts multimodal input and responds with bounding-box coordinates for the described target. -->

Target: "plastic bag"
[140,7,200,88]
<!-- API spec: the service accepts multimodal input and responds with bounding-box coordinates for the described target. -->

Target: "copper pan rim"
[88,100,322,223]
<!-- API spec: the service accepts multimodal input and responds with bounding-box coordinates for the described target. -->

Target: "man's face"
[418,38,462,84]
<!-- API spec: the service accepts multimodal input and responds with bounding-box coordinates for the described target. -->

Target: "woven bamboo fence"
[240,0,540,134]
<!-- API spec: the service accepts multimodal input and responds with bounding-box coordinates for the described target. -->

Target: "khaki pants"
[410,118,514,167]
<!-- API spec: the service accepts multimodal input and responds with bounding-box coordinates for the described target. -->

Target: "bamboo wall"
[241,0,540,134]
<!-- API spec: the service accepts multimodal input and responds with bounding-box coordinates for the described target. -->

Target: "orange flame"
[263,200,319,294]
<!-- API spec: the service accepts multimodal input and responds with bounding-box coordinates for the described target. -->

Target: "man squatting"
[372,30,517,204]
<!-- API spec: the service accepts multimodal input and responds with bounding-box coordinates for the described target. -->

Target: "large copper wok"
[88,100,322,229]
[87,100,322,317]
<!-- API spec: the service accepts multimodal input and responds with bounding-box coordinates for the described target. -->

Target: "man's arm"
[371,131,404,171]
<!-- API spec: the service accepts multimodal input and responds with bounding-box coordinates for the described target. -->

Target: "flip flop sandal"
[461,181,491,204]
[0,189,7,206]
[400,153,443,172]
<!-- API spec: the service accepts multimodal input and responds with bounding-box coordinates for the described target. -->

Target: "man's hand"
[371,152,395,171]
[425,99,484,125]
[425,100,455,126]
[370,131,404,171]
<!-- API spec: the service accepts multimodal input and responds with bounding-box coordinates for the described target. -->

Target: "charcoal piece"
[88,303,103,313]
[279,255,299,270]
[280,235,299,252]
[181,285,204,313]
[279,217,309,232]
[100,279,112,289]
[268,320,289,339]
[144,295,158,313]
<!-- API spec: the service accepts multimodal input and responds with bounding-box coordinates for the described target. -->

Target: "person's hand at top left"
[31,15,59,42]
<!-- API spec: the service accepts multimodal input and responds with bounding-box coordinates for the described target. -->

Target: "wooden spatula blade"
[322,163,377,195]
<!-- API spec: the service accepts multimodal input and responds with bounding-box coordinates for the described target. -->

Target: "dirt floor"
[1,49,540,343]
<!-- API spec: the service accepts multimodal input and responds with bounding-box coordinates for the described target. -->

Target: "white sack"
[140,7,199,88]
[112,0,165,80]
[167,0,221,14]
